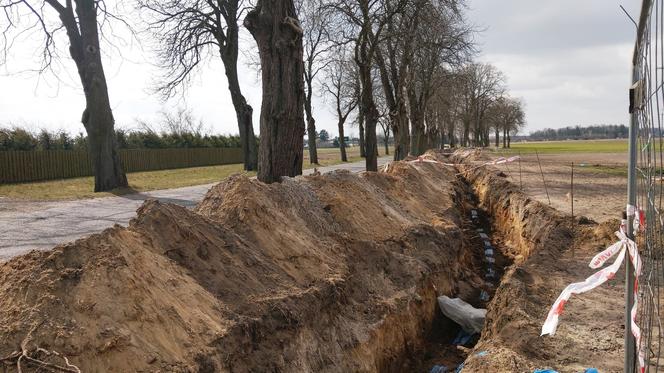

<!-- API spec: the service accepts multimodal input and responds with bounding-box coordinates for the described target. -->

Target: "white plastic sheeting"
[437,296,487,334]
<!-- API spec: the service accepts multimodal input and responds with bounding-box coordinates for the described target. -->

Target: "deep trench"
[404,169,515,372]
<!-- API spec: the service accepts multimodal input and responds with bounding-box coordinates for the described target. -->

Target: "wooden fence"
[0,147,244,184]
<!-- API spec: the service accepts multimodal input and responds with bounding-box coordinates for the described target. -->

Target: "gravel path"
[0,158,390,261]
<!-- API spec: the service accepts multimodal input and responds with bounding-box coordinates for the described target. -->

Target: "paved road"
[0,158,391,261]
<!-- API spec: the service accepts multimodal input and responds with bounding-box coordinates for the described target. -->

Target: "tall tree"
[300,0,333,165]
[470,63,505,146]
[455,63,505,147]
[1,0,128,192]
[322,51,358,162]
[373,0,423,161]
[137,0,258,171]
[328,0,406,171]
[245,0,306,183]
[407,0,472,155]
[488,96,525,148]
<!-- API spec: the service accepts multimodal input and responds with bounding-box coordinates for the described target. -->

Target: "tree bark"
[245,0,305,183]
[224,62,258,171]
[358,109,366,158]
[408,89,427,156]
[63,0,127,192]
[359,63,378,171]
[395,103,410,159]
[495,128,500,148]
[410,116,426,156]
[374,50,409,161]
[221,14,258,171]
[305,76,319,164]
[338,119,348,162]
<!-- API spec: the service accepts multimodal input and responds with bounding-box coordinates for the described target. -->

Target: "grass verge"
[500,140,628,154]
[0,146,388,201]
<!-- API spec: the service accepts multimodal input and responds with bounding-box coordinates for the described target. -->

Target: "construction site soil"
[0,150,626,372]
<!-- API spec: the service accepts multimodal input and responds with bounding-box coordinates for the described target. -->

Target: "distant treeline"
[0,128,242,151]
[529,125,628,141]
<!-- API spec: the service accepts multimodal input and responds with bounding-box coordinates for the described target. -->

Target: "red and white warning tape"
[407,155,456,166]
[541,212,645,372]
[489,155,521,165]
[396,155,521,170]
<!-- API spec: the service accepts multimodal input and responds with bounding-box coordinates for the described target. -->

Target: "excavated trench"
[401,167,516,372]
[387,151,570,372]
[0,151,559,373]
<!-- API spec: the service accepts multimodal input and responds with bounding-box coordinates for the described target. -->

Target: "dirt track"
[490,152,627,223]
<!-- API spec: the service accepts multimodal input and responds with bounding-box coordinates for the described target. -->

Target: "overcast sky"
[0,0,642,136]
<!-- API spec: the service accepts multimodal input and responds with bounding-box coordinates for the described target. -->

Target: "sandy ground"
[491,152,627,223]
[0,150,638,373]
[456,151,630,372]
[0,156,480,372]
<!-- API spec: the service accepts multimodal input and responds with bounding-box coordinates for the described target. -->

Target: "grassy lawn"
[0,163,253,201]
[502,139,628,154]
[0,145,389,201]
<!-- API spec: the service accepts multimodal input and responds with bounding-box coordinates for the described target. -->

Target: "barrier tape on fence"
[540,217,645,372]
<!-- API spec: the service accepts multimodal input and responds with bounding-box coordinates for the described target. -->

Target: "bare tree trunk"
[305,77,319,164]
[410,118,426,156]
[384,135,389,155]
[408,89,427,156]
[225,63,258,171]
[495,128,500,147]
[395,102,410,159]
[358,110,366,158]
[216,9,259,171]
[473,117,481,147]
[447,121,456,148]
[245,0,305,183]
[338,125,348,162]
[503,128,507,148]
[507,130,511,148]
[375,48,409,161]
[64,0,127,192]
[426,112,440,150]
[359,63,378,171]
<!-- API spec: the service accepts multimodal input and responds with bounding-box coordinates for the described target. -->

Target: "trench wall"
[456,154,579,372]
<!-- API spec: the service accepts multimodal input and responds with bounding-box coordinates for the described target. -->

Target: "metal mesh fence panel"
[633,0,664,370]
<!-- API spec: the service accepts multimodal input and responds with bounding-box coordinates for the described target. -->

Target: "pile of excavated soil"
[453,150,626,373]
[0,159,483,372]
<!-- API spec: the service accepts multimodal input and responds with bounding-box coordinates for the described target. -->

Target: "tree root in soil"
[1,348,80,373]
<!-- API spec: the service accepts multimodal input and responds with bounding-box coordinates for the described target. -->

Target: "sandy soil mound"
[0,159,478,372]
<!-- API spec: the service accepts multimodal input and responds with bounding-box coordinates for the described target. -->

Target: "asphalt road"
[0,157,391,261]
